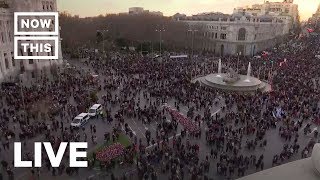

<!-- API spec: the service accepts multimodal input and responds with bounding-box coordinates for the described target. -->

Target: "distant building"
[172,13,187,21]
[0,0,63,82]
[128,7,163,16]
[129,7,144,15]
[309,4,320,27]
[178,12,286,56]
[234,0,299,31]
[149,11,163,16]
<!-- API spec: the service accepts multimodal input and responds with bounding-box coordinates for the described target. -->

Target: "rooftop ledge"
[237,143,320,180]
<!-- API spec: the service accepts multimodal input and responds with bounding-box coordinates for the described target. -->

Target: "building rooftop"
[237,158,318,180]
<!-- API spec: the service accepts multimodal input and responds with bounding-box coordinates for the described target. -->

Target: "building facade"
[309,4,320,27]
[234,0,299,32]
[129,7,144,15]
[0,0,63,83]
[129,7,163,16]
[179,13,286,56]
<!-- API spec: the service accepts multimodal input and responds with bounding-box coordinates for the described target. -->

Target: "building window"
[20,61,24,73]
[220,33,227,40]
[50,47,54,57]
[29,60,33,64]
[27,48,32,56]
[11,52,15,67]
[48,51,51,61]
[1,32,5,43]
[238,28,246,41]
[4,53,9,69]
[8,32,12,42]
[19,48,24,56]
[215,33,218,39]
[220,44,224,56]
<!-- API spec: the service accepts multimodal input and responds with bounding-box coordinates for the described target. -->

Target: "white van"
[71,113,90,128]
[88,104,103,117]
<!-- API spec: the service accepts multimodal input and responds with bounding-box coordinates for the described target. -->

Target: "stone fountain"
[192,61,270,92]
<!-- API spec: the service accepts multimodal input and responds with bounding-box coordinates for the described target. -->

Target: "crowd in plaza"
[85,33,319,180]
[0,31,320,180]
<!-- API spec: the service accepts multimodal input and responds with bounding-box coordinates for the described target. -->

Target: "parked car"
[88,104,103,117]
[71,113,90,128]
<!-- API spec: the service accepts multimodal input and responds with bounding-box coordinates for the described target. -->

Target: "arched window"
[20,61,24,73]
[50,2,53,10]
[4,54,9,69]
[238,28,246,41]
[27,48,32,56]
[220,44,224,56]
[253,45,256,56]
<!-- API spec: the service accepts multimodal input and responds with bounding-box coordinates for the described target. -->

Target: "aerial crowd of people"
[0,31,320,180]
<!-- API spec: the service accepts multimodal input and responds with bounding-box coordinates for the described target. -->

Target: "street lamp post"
[155,28,165,56]
[188,29,198,59]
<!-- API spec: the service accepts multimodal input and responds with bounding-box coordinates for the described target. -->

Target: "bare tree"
[59,12,188,52]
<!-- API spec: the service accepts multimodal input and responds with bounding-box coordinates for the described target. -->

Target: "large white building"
[0,0,63,83]
[178,12,286,56]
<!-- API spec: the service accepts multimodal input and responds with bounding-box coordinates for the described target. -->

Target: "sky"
[57,0,320,20]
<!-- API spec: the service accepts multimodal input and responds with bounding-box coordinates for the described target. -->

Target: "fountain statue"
[223,67,240,84]
[216,59,222,77]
